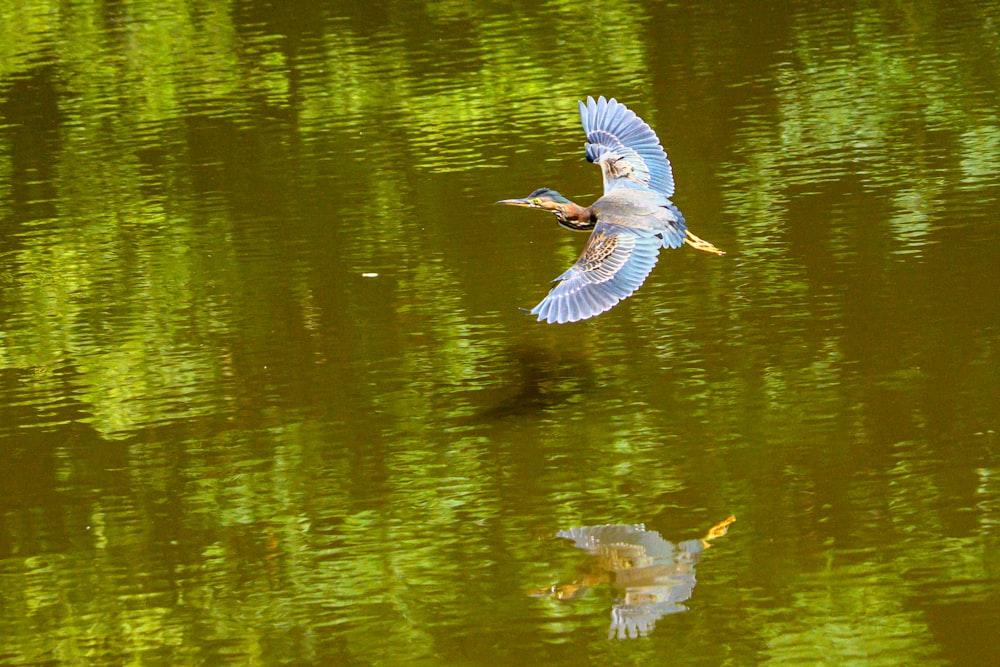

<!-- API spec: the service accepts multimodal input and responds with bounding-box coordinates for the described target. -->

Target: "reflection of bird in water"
[498,96,724,324]
[530,516,735,639]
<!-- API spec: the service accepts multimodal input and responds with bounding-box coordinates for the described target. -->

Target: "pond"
[1,1,998,664]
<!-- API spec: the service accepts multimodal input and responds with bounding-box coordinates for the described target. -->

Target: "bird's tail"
[684,230,725,255]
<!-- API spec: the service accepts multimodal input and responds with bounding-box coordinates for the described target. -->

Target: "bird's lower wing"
[530,224,661,324]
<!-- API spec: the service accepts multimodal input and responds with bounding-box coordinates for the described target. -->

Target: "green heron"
[528,516,735,639]
[498,96,724,324]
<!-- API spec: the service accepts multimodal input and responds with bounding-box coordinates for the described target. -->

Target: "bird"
[497,96,724,324]
[527,517,736,639]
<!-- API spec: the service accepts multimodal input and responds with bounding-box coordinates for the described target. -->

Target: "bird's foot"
[700,515,736,548]
[685,231,725,256]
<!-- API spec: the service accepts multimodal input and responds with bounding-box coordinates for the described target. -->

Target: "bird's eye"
[532,198,541,205]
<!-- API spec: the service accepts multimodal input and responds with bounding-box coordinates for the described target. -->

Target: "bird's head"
[496,188,572,212]
[496,189,593,230]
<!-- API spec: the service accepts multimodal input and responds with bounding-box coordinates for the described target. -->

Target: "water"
[1,0,998,664]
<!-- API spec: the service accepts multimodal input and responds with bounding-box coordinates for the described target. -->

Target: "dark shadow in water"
[530,517,735,639]
[461,344,594,423]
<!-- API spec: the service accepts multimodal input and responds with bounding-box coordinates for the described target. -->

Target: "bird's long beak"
[496,198,534,208]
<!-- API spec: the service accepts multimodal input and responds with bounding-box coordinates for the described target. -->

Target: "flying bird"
[528,517,736,639]
[498,96,723,324]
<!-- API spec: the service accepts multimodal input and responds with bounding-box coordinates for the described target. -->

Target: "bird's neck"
[556,202,596,231]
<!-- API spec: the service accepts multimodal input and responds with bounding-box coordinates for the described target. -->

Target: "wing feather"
[579,96,675,198]
[530,223,662,324]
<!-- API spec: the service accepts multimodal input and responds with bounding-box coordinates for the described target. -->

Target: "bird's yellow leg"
[700,515,736,548]
[685,230,726,256]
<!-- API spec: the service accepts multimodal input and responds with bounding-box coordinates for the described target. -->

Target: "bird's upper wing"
[556,524,676,560]
[579,96,675,198]
[530,222,662,324]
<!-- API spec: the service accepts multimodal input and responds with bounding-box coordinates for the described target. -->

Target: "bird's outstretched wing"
[557,524,676,561]
[579,96,675,198]
[530,223,662,324]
